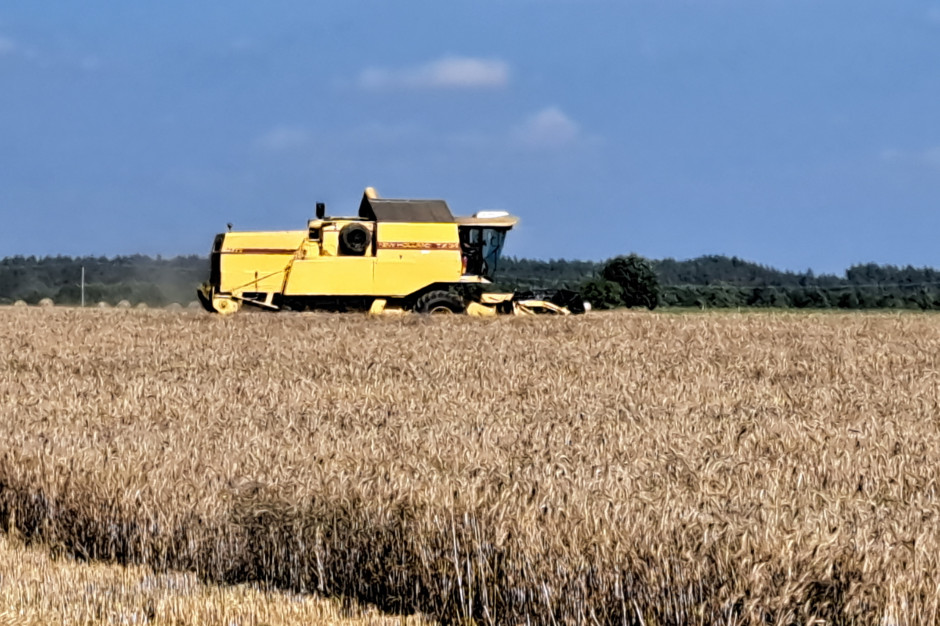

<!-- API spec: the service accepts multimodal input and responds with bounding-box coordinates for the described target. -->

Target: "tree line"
[2,253,940,310]
[0,255,205,307]
[496,255,940,310]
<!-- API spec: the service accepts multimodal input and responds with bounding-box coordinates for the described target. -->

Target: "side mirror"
[316,202,326,219]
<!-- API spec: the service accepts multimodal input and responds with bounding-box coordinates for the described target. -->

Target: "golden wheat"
[0,533,426,625]
[1,307,939,624]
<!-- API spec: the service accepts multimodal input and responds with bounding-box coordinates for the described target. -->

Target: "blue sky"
[1,1,938,273]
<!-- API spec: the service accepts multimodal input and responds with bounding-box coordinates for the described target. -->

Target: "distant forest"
[3,253,940,310]
[500,256,940,310]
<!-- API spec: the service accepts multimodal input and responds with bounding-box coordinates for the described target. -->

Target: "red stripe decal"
[377,242,460,251]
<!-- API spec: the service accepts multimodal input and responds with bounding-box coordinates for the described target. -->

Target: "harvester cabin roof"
[455,214,520,229]
[358,195,454,223]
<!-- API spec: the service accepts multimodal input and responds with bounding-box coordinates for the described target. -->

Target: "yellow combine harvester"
[198,188,584,315]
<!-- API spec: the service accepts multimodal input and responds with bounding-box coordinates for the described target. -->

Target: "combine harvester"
[198,188,585,316]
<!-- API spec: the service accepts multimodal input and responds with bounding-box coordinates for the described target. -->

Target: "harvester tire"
[339,223,372,256]
[414,290,465,314]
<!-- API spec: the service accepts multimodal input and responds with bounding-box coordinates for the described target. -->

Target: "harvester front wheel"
[414,290,465,315]
[212,296,241,315]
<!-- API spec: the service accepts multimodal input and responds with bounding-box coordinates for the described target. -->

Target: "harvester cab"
[457,212,515,280]
[198,187,584,316]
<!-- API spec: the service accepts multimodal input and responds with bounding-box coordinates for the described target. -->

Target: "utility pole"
[81,266,85,308]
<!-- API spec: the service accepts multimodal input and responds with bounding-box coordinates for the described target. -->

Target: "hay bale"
[116,300,132,309]
[187,301,201,310]
[135,302,149,310]
[13,300,27,308]
[166,303,183,311]
[38,298,54,308]
[97,301,110,308]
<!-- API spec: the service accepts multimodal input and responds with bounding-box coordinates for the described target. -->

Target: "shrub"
[600,254,660,309]
[579,278,624,310]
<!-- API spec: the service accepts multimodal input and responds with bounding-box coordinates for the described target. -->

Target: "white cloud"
[881,146,940,170]
[0,36,16,56]
[257,126,311,151]
[0,35,90,69]
[359,56,510,91]
[512,107,581,149]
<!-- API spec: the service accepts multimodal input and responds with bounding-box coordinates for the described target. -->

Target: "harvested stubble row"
[0,532,422,625]
[1,308,940,624]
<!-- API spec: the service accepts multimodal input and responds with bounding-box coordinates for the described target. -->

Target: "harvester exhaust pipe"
[316,202,325,219]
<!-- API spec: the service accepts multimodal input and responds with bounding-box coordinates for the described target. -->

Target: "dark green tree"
[579,278,624,310]
[601,254,660,309]
[836,289,860,309]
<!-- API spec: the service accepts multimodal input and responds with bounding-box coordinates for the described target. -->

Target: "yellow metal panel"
[309,220,377,257]
[319,225,339,256]
[377,222,458,245]
[370,221,462,296]
[219,231,305,294]
[221,231,306,253]
[283,257,376,295]
[220,254,291,293]
[466,301,498,317]
[373,252,461,296]
[298,240,320,259]
[480,293,515,304]
[218,219,465,300]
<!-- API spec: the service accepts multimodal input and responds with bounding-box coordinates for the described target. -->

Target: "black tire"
[414,290,465,314]
[339,223,372,256]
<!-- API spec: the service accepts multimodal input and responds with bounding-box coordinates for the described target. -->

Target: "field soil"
[1,308,939,624]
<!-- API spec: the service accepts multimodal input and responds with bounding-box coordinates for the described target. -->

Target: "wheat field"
[1,307,939,624]
[0,532,425,625]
